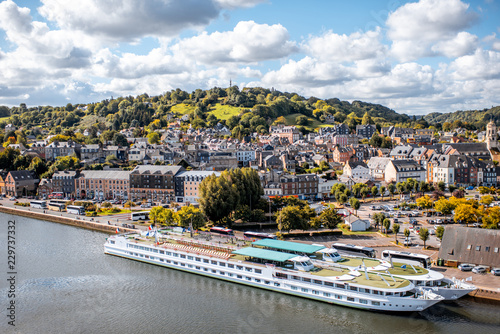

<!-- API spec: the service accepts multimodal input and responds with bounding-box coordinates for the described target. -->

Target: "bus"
[381,250,432,269]
[331,243,376,258]
[48,199,69,205]
[131,211,150,221]
[243,231,276,240]
[49,192,64,199]
[48,202,66,212]
[66,205,85,215]
[209,227,234,236]
[30,200,47,209]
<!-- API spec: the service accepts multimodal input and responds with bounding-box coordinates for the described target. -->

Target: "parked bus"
[243,231,276,239]
[49,192,64,199]
[30,200,47,209]
[131,211,150,221]
[66,205,85,215]
[48,199,68,205]
[48,202,66,212]
[210,227,234,236]
[381,250,432,269]
[331,243,376,258]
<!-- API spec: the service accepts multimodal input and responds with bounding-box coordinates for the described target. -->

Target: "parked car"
[466,186,474,190]
[429,229,436,235]
[403,237,412,246]
[491,268,500,276]
[458,263,475,271]
[472,265,487,274]
[9,197,16,201]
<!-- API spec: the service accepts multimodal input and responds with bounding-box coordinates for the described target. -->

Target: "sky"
[0,0,499,115]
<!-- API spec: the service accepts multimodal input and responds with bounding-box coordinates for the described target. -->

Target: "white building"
[384,160,426,183]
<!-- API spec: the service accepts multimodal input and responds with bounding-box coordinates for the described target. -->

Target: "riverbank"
[0,205,137,234]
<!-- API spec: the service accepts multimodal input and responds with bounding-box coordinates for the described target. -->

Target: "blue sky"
[0,0,499,115]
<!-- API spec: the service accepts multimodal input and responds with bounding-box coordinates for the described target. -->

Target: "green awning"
[252,239,325,254]
[232,247,295,262]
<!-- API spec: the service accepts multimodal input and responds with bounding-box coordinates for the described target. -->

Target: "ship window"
[386,292,393,296]
[195,257,200,262]
[274,283,280,287]
[228,264,234,268]
[196,266,200,270]
[159,250,164,254]
[180,254,186,259]
[237,265,243,270]
[291,286,298,291]
[303,278,311,283]
[255,279,260,283]
[219,262,226,267]
[313,280,323,285]
[228,273,233,277]
[265,281,270,285]
[187,264,193,268]
[173,253,178,257]
[245,267,252,272]
[292,275,300,280]
[312,290,319,295]
[173,261,178,265]
[159,259,164,262]
[204,268,208,271]
[335,283,345,289]
[246,276,251,281]
[360,299,368,304]
[166,260,171,263]
[187,256,193,260]
[211,260,217,265]
[255,269,262,274]
[359,288,366,293]
[335,295,342,300]
[203,259,209,263]
[166,252,171,256]
[301,288,308,293]
[324,281,334,287]
[211,269,216,273]
[347,297,355,302]
[349,286,358,291]
[323,292,331,297]
[180,263,185,267]
[237,275,242,279]
[372,290,380,295]
[372,301,380,306]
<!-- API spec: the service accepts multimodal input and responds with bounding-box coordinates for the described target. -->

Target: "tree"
[380,186,386,200]
[372,212,385,231]
[404,228,410,238]
[419,228,430,248]
[149,206,165,226]
[437,181,446,192]
[453,204,478,226]
[338,193,348,207]
[434,197,454,217]
[315,207,343,229]
[416,195,433,212]
[124,200,134,208]
[382,218,391,236]
[350,197,360,215]
[360,187,369,202]
[147,131,160,144]
[482,207,500,229]
[387,183,395,199]
[361,112,373,125]
[448,184,457,194]
[174,205,204,229]
[371,186,378,199]
[480,195,494,206]
[112,132,129,147]
[435,226,445,241]
[277,205,309,232]
[392,223,400,243]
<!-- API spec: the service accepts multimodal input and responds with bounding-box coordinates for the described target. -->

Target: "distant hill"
[424,106,500,128]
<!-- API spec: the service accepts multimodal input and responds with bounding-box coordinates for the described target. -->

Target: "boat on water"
[298,242,476,301]
[104,229,443,312]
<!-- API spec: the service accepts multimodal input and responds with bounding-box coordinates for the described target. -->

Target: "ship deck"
[122,231,411,290]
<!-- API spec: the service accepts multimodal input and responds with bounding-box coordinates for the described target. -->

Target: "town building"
[174,170,220,204]
[52,171,77,198]
[384,160,426,183]
[129,165,184,203]
[3,170,39,197]
[75,170,131,200]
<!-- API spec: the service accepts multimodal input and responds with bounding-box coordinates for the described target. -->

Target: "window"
[323,292,331,297]
[485,247,490,252]
[228,264,234,268]
[324,281,334,287]
[237,265,243,270]
[291,286,298,291]
[313,280,323,285]
[467,245,472,250]
[360,299,368,305]
[494,248,499,253]
[347,297,355,302]
[303,278,311,283]
[476,246,481,251]
[245,267,252,272]
[372,301,380,306]
[301,288,308,293]
[255,269,262,274]
[237,275,243,279]
[203,259,209,263]
[335,295,342,300]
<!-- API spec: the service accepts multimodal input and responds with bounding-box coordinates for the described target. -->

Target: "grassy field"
[283,113,332,131]
[0,116,11,122]
[208,104,243,120]
[171,103,195,115]
[98,209,131,216]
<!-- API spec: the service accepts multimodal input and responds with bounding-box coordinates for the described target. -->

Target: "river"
[0,213,499,334]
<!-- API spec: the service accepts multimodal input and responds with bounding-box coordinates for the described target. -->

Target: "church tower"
[486,119,498,150]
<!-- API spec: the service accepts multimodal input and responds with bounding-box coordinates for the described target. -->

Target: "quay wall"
[0,206,137,234]
[468,287,500,301]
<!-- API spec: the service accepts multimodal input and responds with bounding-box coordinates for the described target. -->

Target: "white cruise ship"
[104,230,443,312]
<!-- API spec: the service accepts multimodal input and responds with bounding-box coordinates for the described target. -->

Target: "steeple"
[486,119,498,150]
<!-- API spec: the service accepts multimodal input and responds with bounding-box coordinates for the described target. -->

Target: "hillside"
[423,106,500,128]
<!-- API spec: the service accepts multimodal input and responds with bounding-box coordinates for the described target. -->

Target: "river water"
[0,213,499,334]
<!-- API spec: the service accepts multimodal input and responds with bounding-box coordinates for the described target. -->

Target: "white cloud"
[306,28,386,62]
[431,31,478,58]
[387,0,478,60]
[38,0,223,42]
[214,0,267,9]
[449,49,500,80]
[171,21,297,64]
